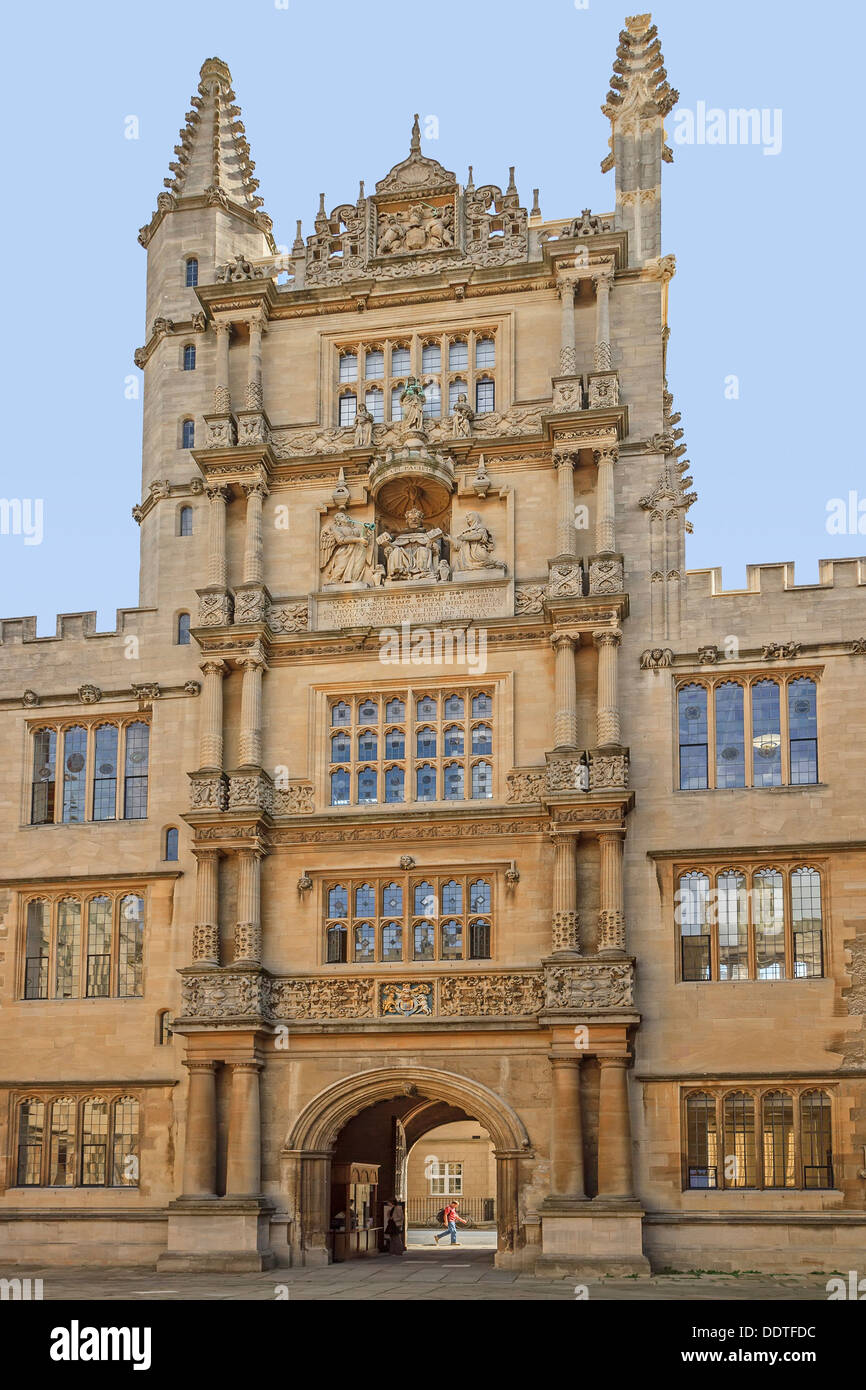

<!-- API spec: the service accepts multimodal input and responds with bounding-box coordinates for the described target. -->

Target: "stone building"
[0,14,863,1276]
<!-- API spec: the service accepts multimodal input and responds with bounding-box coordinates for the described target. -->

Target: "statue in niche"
[320,511,378,585]
[452,393,474,438]
[447,512,506,573]
[377,504,444,582]
[400,377,426,432]
[354,402,374,447]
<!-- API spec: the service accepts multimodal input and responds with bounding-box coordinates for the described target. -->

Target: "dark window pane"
[185,258,198,287]
[752,680,782,786]
[93,725,118,821]
[62,726,88,824]
[714,682,745,788]
[123,723,149,819]
[678,686,708,790]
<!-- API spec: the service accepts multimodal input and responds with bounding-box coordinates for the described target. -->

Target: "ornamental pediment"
[375,116,457,195]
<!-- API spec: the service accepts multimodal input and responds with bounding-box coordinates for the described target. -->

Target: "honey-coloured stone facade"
[0,16,863,1276]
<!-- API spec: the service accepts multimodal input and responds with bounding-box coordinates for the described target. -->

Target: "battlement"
[0,608,156,646]
[686,557,866,600]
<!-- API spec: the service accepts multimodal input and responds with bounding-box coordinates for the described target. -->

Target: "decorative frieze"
[272,782,314,815]
[552,911,581,954]
[267,601,310,633]
[181,970,270,1020]
[547,561,585,599]
[197,590,235,627]
[189,773,228,811]
[227,773,273,813]
[588,557,624,594]
[131,682,160,701]
[514,583,546,615]
[506,769,547,803]
[203,414,237,449]
[439,973,543,1017]
[233,585,269,625]
[587,373,619,409]
[762,641,802,661]
[316,579,510,630]
[589,751,629,790]
[271,977,376,1021]
[544,960,634,1010]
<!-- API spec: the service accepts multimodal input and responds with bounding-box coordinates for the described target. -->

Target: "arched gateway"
[281,1066,532,1267]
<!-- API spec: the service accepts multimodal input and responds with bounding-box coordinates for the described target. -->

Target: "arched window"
[330,768,350,806]
[471,762,493,799]
[723,1092,756,1188]
[717,870,748,979]
[17,1099,45,1185]
[331,701,351,727]
[164,827,179,861]
[441,919,463,959]
[30,728,57,825]
[685,1092,718,1188]
[414,881,437,915]
[355,884,375,916]
[753,868,784,979]
[416,726,436,758]
[472,724,492,755]
[49,1097,77,1186]
[714,681,745,788]
[441,880,462,914]
[55,897,81,1000]
[469,918,491,959]
[800,1090,833,1188]
[176,612,191,645]
[417,695,437,719]
[86,896,112,998]
[112,1098,140,1186]
[449,340,468,371]
[183,344,196,371]
[179,505,193,535]
[24,899,50,999]
[353,923,374,961]
[444,762,464,800]
[475,377,494,414]
[358,700,378,724]
[391,346,410,375]
[762,1091,795,1188]
[185,257,199,287]
[62,725,88,824]
[678,871,710,981]
[416,765,437,801]
[383,882,403,915]
[678,684,708,789]
[123,722,150,819]
[449,378,467,413]
[413,921,435,960]
[182,418,195,448]
[444,694,464,718]
[120,894,145,997]
[385,698,405,721]
[444,725,464,755]
[422,381,441,419]
[391,385,404,421]
[382,922,403,961]
[751,680,782,787]
[365,349,384,380]
[365,387,384,423]
[357,729,377,761]
[422,343,441,373]
[475,337,496,368]
[385,766,404,802]
[385,729,404,759]
[81,1098,109,1186]
[327,924,347,962]
[788,677,817,784]
[339,393,357,427]
[156,1009,173,1045]
[331,731,351,762]
[328,885,348,918]
[357,768,377,804]
[469,880,491,914]
[791,867,823,977]
[93,724,118,821]
[338,352,358,382]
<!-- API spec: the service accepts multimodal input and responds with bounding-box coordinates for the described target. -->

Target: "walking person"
[433,1199,467,1246]
[383,1197,405,1256]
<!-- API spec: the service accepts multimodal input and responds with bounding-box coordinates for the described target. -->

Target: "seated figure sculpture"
[447,511,506,573]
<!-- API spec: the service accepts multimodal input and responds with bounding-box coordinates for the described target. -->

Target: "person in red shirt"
[434,1200,467,1246]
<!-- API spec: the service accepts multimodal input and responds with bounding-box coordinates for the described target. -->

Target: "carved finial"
[506,165,517,195]
[332,467,350,507]
[315,192,328,230]
[358,179,365,202]
[531,187,541,219]
[466,164,475,193]
[292,218,304,253]
[410,113,421,153]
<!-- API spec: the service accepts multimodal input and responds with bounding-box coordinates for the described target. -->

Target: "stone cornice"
[0,870,183,887]
[6,682,200,713]
[647,840,866,861]
[132,477,204,524]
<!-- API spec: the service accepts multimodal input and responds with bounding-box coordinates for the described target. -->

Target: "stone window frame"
[428,1160,463,1196]
[674,857,827,984]
[319,866,495,967]
[680,1084,836,1193]
[27,716,151,827]
[11,1090,141,1190]
[18,885,148,1002]
[322,684,499,811]
[329,324,501,428]
[674,669,822,792]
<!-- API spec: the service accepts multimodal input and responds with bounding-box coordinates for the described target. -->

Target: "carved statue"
[447,512,506,573]
[319,511,376,585]
[400,377,426,431]
[353,403,374,447]
[452,393,474,438]
[377,505,443,582]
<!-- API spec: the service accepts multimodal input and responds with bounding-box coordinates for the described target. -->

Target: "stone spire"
[600,13,678,265]
[140,57,274,248]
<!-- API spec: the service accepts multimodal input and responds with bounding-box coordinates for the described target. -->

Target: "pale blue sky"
[1,0,862,631]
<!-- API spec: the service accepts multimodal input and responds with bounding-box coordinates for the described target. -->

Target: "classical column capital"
[213,319,233,338]
[550,630,579,653]
[205,484,230,505]
[596,828,625,844]
[183,1058,219,1074]
[553,450,578,469]
[593,445,619,467]
[200,658,228,677]
[593,627,622,650]
[192,844,223,861]
[242,478,269,500]
[556,276,577,302]
[235,843,266,862]
[227,1059,264,1074]
[592,270,614,295]
[236,649,267,672]
[548,1053,583,1070]
[597,1053,631,1069]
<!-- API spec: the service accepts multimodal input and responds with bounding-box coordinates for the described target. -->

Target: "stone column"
[593,270,613,371]
[213,321,231,412]
[551,831,580,954]
[554,453,577,557]
[206,485,229,589]
[593,628,622,747]
[551,632,579,751]
[225,1061,263,1198]
[557,276,577,375]
[181,1060,218,1198]
[594,446,618,555]
[548,1055,586,1199]
[238,650,266,767]
[247,315,264,410]
[596,1055,635,1199]
[598,831,626,956]
[199,659,226,770]
[242,479,268,585]
[234,848,262,965]
[192,849,221,965]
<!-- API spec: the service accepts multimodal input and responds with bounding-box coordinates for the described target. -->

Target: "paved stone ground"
[10,1233,837,1301]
